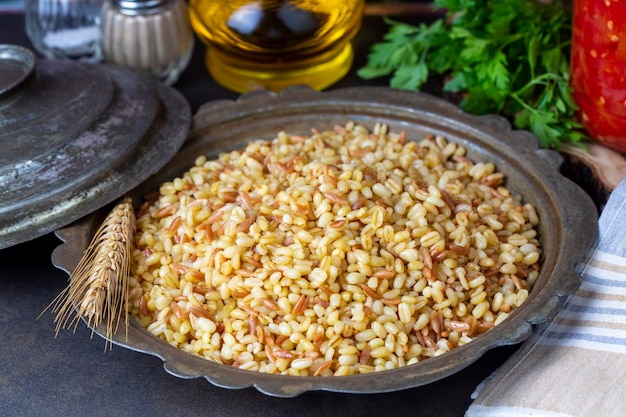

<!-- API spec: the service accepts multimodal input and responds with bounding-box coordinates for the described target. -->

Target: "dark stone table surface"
[0,8,519,417]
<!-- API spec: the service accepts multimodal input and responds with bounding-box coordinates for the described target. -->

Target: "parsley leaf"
[358,0,589,149]
[391,62,429,90]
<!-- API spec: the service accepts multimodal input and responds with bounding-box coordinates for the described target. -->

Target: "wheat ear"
[44,197,136,349]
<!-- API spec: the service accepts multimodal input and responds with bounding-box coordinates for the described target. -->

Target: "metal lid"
[0,45,36,95]
[0,44,191,249]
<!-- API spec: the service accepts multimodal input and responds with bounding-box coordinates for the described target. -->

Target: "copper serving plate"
[52,87,597,397]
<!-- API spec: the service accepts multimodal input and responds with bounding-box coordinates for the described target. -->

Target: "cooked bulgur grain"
[128,122,541,376]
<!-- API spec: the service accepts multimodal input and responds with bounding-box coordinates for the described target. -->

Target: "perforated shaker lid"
[0,44,191,249]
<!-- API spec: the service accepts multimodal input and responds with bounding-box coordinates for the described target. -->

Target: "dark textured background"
[0,8,520,417]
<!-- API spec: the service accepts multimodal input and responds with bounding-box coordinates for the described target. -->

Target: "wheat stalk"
[43,197,136,349]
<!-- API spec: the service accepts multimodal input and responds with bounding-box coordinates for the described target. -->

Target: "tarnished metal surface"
[0,44,35,95]
[52,86,598,397]
[0,53,191,249]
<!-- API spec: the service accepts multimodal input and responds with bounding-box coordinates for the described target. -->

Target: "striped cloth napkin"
[466,178,626,417]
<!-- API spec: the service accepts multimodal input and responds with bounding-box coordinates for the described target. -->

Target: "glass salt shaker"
[25,0,103,62]
[100,0,194,85]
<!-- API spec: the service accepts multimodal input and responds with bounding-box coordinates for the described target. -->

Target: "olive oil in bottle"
[189,0,365,93]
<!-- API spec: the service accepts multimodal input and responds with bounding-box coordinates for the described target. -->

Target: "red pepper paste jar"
[571,0,626,152]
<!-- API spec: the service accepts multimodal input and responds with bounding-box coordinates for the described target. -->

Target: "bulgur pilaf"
[128,122,541,376]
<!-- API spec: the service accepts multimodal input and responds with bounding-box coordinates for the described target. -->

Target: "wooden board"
[561,143,626,210]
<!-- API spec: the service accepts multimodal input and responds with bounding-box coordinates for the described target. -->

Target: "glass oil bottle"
[188,0,365,93]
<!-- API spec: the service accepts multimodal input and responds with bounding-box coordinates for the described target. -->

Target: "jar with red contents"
[571,0,626,152]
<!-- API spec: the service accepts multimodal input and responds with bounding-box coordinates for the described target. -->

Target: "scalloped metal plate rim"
[51,86,598,397]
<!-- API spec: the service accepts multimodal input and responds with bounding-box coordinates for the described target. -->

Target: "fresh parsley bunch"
[358,0,588,149]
